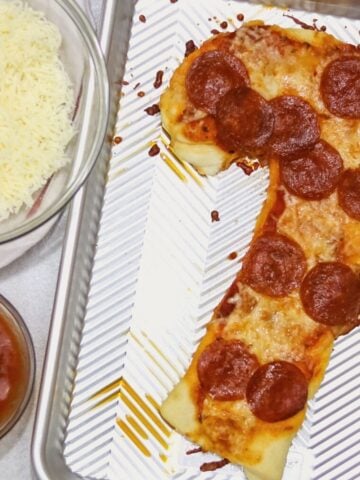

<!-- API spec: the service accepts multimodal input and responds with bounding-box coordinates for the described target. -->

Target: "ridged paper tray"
[32,1,360,479]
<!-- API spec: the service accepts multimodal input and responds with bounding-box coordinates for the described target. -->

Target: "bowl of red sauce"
[0,296,35,437]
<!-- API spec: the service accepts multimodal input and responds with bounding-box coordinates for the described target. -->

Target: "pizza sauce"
[0,311,29,430]
[216,278,239,317]
[262,189,286,233]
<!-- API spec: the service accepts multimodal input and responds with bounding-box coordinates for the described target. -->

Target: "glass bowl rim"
[0,0,110,244]
[0,294,36,439]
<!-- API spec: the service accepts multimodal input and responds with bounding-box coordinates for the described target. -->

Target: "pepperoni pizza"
[160,22,360,480]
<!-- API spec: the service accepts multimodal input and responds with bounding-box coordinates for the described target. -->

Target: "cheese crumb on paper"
[0,0,75,220]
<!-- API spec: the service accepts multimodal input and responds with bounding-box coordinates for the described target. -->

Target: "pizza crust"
[160,380,199,435]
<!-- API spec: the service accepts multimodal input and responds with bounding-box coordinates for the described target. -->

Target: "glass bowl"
[0,0,109,243]
[0,295,35,438]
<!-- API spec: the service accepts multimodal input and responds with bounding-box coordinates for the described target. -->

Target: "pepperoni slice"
[215,87,274,154]
[280,140,344,200]
[321,56,360,119]
[241,233,307,297]
[269,96,320,158]
[197,338,259,401]
[338,168,360,221]
[186,51,250,115]
[246,361,308,423]
[300,262,360,326]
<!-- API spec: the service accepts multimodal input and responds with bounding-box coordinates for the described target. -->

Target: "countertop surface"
[0,1,104,478]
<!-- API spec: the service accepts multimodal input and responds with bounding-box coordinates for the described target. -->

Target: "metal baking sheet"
[32,1,360,479]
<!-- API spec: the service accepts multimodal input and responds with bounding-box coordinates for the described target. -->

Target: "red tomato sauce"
[0,313,28,429]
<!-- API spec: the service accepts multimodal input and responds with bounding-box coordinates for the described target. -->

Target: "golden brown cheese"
[278,192,348,265]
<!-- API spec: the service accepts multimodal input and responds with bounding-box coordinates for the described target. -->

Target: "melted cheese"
[224,285,326,365]
[0,1,75,219]
[342,222,360,267]
[278,192,348,265]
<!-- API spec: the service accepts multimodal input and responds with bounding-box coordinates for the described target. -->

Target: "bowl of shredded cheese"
[0,0,108,243]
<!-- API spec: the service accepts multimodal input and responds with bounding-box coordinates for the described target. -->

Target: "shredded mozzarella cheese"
[0,0,75,219]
